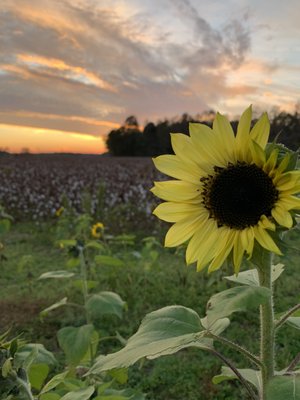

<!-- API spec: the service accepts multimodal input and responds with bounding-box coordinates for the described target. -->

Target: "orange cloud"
[15,53,116,91]
[1,110,120,129]
[0,111,120,139]
[6,1,83,35]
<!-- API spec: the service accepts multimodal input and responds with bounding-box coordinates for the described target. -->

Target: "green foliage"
[266,375,300,399]
[89,306,212,374]
[95,255,125,267]
[206,285,270,324]
[0,218,11,234]
[85,292,126,320]
[59,385,95,400]
[28,363,49,390]
[225,264,285,286]
[2,219,300,399]
[38,270,75,279]
[57,324,96,366]
[213,366,261,391]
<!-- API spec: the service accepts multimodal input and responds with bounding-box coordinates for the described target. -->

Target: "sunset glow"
[0,125,105,154]
[1,0,299,153]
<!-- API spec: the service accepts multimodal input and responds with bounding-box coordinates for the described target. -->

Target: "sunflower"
[151,106,300,273]
[91,222,104,238]
[55,206,64,217]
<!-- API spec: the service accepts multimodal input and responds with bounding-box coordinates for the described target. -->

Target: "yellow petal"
[275,153,291,174]
[189,123,227,168]
[279,195,300,210]
[153,202,204,223]
[165,214,205,247]
[249,139,266,166]
[233,231,245,274]
[274,172,300,191]
[153,155,202,184]
[170,134,202,166]
[250,112,270,149]
[271,206,293,228]
[279,183,300,195]
[208,230,235,272]
[263,148,279,174]
[213,112,236,162]
[236,105,252,162]
[259,215,275,231]
[185,218,217,264]
[245,227,255,258]
[196,226,229,271]
[151,181,200,202]
[253,225,282,255]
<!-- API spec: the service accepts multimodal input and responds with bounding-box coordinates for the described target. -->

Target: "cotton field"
[0,155,162,224]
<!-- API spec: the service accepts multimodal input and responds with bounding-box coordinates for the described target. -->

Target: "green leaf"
[57,325,95,366]
[225,264,284,286]
[94,255,125,267]
[28,363,49,390]
[15,344,57,369]
[88,306,212,375]
[66,258,80,269]
[271,263,285,282]
[96,388,145,400]
[212,366,261,390]
[9,338,18,357]
[40,393,61,400]
[108,368,128,384]
[38,270,75,280]
[85,241,104,250]
[73,280,98,291]
[58,240,77,247]
[61,378,84,391]
[2,357,13,377]
[287,317,300,330]
[81,330,99,364]
[40,298,68,317]
[0,219,11,234]
[85,292,126,320]
[22,346,38,371]
[206,286,270,324]
[200,317,230,335]
[266,375,300,399]
[40,371,69,394]
[60,386,95,400]
[97,381,114,395]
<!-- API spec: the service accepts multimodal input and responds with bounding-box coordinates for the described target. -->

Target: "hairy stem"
[275,303,300,330]
[210,349,258,400]
[16,377,34,400]
[286,352,300,373]
[79,247,90,324]
[256,253,275,400]
[208,333,263,368]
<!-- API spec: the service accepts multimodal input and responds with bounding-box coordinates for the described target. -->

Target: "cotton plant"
[87,106,300,400]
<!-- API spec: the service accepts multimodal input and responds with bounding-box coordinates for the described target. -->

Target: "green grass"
[1,221,300,399]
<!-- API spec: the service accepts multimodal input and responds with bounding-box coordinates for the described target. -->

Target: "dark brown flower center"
[201,162,278,229]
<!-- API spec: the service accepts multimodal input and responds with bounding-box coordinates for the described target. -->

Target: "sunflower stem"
[275,303,300,330]
[256,253,275,400]
[209,349,258,400]
[79,247,91,324]
[208,333,263,368]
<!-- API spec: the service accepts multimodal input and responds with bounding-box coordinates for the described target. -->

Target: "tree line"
[106,110,300,156]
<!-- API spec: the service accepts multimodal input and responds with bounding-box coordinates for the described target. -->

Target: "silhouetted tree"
[106,110,300,156]
[106,116,145,156]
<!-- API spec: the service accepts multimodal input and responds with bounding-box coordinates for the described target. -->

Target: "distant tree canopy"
[106,110,300,156]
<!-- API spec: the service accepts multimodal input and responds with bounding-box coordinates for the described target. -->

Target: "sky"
[0,0,299,154]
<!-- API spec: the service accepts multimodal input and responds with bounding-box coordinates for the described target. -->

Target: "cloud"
[0,0,298,146]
